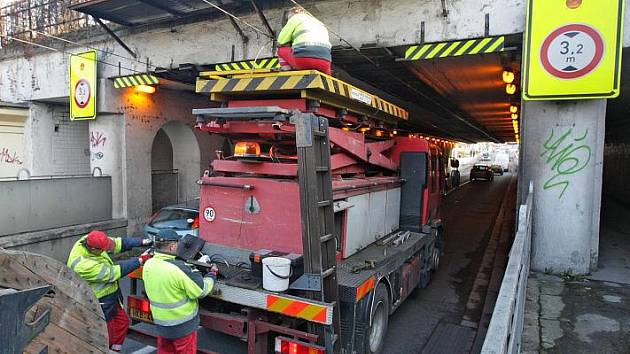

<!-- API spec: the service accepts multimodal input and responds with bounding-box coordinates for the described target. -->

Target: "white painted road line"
[129,346,156,354]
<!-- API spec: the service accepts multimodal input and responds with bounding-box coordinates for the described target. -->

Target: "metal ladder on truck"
[294,111,341,353]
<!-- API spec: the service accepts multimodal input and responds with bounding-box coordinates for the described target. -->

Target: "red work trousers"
[107,305,130,352]
[157,331,198,354]
[278,46,332,75]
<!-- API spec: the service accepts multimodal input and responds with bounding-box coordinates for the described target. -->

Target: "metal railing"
[481,182,534,354]
[0,0,91,48]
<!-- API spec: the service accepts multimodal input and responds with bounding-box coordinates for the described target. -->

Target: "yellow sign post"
[523,0,624,100]
[70,50,97,120]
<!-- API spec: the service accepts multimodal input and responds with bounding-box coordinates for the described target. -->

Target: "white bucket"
[262,257,292,292]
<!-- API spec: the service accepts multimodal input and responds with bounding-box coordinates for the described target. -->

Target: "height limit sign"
[523,0,625,100]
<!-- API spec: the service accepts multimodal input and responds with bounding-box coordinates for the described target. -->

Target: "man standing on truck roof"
[67,230,153,352]
[142,229,218,354]
[277,6,332,75]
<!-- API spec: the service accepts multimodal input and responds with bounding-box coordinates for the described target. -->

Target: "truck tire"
[366,284,389,354]
[432,228,444,272]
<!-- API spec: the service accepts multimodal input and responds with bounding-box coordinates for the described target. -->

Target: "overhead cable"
[6,36,144,74]
[199,0,274,39]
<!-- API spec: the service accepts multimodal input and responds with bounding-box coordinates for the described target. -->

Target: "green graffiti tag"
[540,128,592,199]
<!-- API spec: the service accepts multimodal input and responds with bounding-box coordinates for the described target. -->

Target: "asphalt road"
[121,174,512,354]
[380,173,512,353]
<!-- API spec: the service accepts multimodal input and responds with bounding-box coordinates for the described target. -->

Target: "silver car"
[144,200,199,240]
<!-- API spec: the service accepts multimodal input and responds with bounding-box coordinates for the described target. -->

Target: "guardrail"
[481,182,534,354]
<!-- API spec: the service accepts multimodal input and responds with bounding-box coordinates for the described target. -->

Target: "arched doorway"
[151,128,176,212]
[150,121,203,213]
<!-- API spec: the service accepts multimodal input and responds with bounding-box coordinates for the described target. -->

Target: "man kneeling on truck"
[143,229,218,354]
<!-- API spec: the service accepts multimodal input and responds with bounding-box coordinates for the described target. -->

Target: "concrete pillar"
[89,114,125,219]
[521,100,606,274]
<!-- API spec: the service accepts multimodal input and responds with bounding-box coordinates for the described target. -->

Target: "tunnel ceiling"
[331,34,523,143]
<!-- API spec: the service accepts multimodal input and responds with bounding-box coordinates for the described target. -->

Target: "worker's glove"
[208,263,219,277]
[198,254,211,264]
[141,238,153,246]
[210,286,222,296]
[137,249,153,265]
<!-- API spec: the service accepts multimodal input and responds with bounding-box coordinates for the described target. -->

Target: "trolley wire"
[6,36,145,74]
[199,0,274,39]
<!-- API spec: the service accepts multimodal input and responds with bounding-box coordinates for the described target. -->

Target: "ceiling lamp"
[512,113,518,120]
[510,105,518,113]
[502,70,515,84]
[506,84,517,95]
[135,85,156,94]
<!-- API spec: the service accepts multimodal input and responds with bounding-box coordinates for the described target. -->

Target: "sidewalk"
[522,197,630,354]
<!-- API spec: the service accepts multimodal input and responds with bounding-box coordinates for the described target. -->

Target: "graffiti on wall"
[90,131,107,148]
[0,148,23,165]
[540,128,592,199]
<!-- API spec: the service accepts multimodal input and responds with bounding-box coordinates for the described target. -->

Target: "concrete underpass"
[1,1,630,353]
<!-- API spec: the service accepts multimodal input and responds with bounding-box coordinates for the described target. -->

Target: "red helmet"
[86,230,115,251]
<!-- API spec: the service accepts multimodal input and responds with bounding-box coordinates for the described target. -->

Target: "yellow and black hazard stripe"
[196,70,409,121]
[214,57,280,72]
[266,294,330,324]
[404,36,505,61]
[112,73,159,88]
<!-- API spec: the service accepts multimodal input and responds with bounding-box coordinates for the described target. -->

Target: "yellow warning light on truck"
[523,0,625,100]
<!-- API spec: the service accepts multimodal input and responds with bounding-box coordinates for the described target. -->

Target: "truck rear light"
[274,337,324,354]
[234,141,261,157]
[128,295,151,313]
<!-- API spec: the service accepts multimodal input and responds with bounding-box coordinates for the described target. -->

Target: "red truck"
[128,67,446,354]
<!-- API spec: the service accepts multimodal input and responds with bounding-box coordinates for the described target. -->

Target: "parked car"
[144,200,199,240]
[490,164,504,175]
[470,164,494,181]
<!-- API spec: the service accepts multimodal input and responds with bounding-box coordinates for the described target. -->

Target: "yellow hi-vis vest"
[67,235,124,299]
[142,252,215,339]
[277,13,331,61]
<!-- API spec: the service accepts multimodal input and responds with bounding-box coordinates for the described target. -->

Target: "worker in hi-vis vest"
[67,230,152,352]
[142,229,218,354]
[277,6,332,74]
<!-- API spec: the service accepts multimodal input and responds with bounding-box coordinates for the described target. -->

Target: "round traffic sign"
[203,207,216,222]
[74,79,92,108]
[540,24,604,80]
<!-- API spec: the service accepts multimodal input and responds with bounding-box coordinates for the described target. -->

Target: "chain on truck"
[127,66,447,354]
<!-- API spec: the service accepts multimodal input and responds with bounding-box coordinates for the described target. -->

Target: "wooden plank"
[0,250,108,353]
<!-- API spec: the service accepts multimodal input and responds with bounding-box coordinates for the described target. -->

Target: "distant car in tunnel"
[490,164,504,175]
[470,164,494,181]
[143,200,199,240]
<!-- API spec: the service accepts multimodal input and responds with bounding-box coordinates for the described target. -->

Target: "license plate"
[129,308,154,323]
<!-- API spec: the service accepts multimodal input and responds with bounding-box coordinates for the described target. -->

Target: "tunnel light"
[375,130,383,137]
[393,130,398,135]
[135,85,156,94]
[512,113,519,120]
[510,105,518,113]
[502,70,515,84]
[506,84,517,95]
[360,127,370,133]
[342,127,350,132]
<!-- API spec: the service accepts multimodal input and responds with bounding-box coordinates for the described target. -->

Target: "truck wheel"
[366,284,389,354]
[432,229,444,272]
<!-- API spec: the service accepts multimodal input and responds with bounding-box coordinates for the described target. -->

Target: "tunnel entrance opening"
[592,49,630,285]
